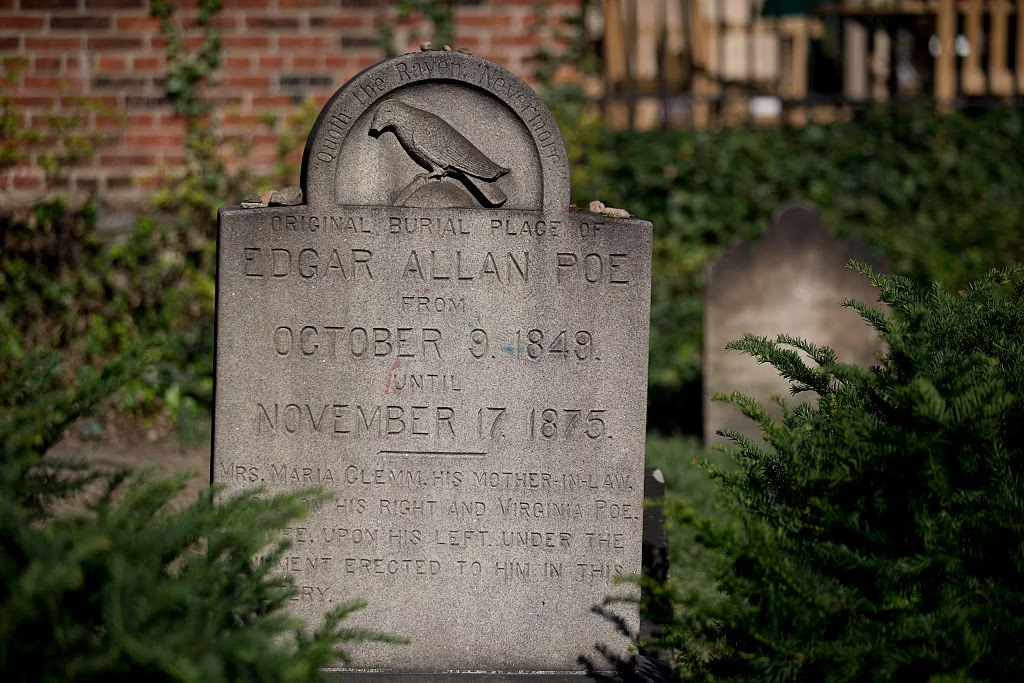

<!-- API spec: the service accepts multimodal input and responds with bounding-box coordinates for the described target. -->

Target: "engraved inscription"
[389,216,469,236]
[468,328,596,361]
[400,294,467,314]
[243,247,375,280]
[271,214,371,233]
[555,252,630,285]
[255,403,457,437]
[272,326,443,359]
[490,218,562,238]
[401,250,528,284]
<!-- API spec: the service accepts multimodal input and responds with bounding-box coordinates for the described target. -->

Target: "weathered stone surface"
[215,51,653,675]
[703,203,885,446]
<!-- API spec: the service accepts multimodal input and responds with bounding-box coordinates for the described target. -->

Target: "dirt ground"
[47,416,214,507]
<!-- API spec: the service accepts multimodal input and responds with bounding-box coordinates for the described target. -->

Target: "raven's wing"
[412,113,509,180]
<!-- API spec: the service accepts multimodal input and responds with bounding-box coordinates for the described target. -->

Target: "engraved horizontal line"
[377,450,488,458]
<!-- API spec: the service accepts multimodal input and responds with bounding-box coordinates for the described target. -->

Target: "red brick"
[11,95,55,107]
[252,95,293,108]
[86,0,145,8]
[51,16,112,30]
[93,75,148,89]
[224,75,270,88]
[223,35,269,49]
[455,35,483,50]
[95,114,127,129]
[258,55,285,70]
[98,55,128,72]
[63,94,119,108]
[106,176,134,190]
[24,76,85,89]
[125,133,185,147]
[13,175,43,190]
[223,0,270,7]
[100,153,157,166]
[309,15,368,29]
[225,56,251,70]
[115,16,160,32]
[2,16,46,30]
[88,37,144,50]
[124,112,156,127]
[245,15,299,30]
[21,0,78,8]
[279,35,331,49]
[339,32,379,48]
[460,15,511,27]
[132,56,161,72]
[210,15,239,30]
[493,34,542,47]
[205,96,244,108]
[33,57,62,72]
[223,112,261,126]
[75,177,100,193]
[291,55,320,70]
[324,55,355,70]
[26,37,84,51]
[279,0,332,7]
[0,37,18,50]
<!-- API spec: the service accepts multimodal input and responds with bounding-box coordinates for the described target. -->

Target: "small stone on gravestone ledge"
[240,193,263,209]
[268,186,303,206]
[589,200,631,219]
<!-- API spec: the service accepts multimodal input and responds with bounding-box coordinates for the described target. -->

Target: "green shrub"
[562,107,1024,403]
[0,203,215,433]
[660,264,1024,681]
[0,349,403,680]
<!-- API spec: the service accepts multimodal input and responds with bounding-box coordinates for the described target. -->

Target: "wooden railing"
[594,0,1024,128]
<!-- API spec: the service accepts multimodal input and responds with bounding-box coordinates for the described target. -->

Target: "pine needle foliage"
[668,264,1024,682]
[0,350,405,681]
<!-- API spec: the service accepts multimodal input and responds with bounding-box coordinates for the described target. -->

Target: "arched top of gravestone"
[300,51,569,213]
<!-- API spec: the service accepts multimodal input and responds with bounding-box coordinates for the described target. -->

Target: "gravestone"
[214,51,653,677]
[704,203,885,446]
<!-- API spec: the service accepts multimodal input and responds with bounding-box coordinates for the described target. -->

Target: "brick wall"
[0,0,581,211]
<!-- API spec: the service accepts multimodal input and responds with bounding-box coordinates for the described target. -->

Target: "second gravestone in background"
[704,203,885,446]
[214,51,653,675]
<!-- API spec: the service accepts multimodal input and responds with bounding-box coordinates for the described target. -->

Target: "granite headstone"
[214,51,653,676]
[704,203,885,446]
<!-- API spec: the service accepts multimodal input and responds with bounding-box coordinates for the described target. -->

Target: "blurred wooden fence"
[593,0,1024,128]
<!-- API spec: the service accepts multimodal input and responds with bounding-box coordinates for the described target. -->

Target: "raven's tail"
[459,173,507,208]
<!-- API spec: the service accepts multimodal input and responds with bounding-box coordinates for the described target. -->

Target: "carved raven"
[369,98,510,207]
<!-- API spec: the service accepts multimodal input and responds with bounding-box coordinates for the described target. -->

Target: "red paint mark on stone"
[384,361,401,395]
